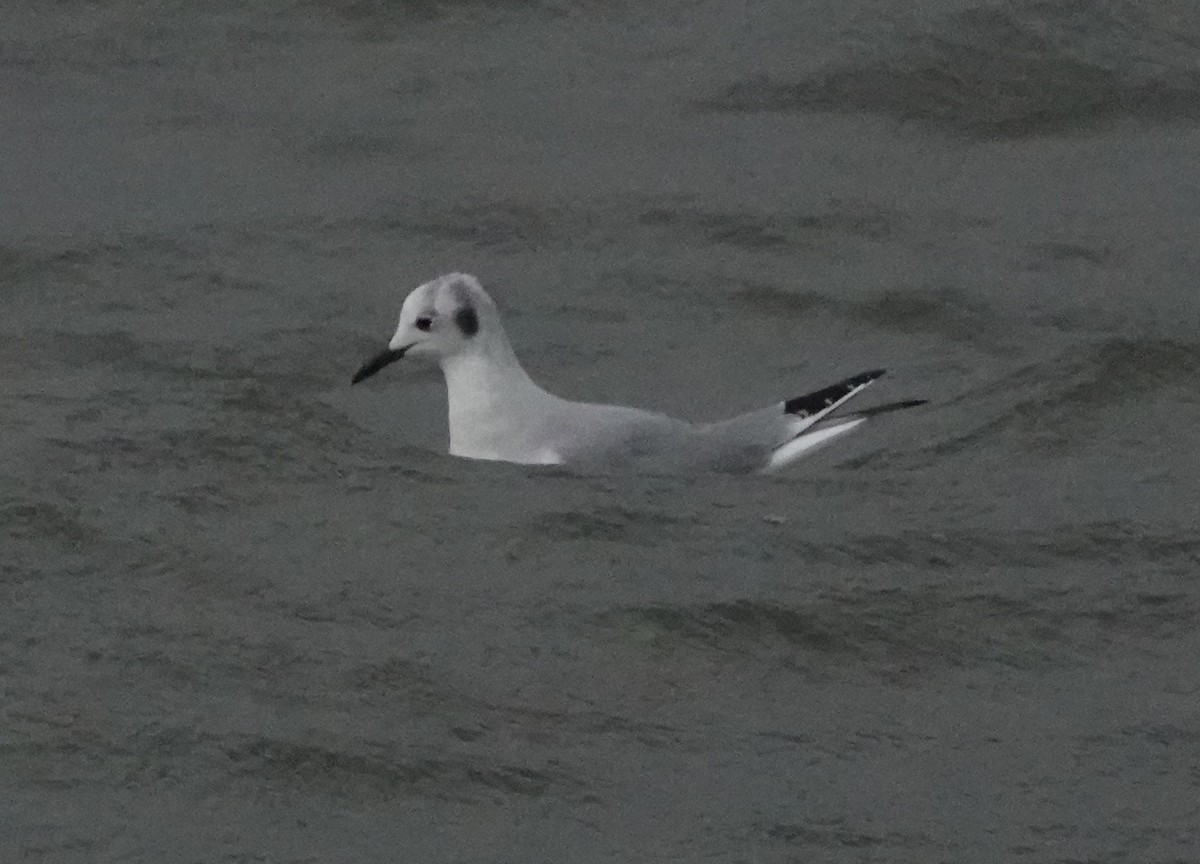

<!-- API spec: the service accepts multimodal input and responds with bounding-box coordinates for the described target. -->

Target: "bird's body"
[352,273,923,473]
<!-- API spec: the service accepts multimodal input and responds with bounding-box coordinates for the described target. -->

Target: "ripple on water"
[224,734,572,803]
[697,1,1200,138]
[596,583,1196,676]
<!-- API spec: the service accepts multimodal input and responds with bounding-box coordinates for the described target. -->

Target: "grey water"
[3,1,1200,861]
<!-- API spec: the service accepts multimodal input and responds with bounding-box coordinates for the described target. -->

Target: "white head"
[351,273,504,384]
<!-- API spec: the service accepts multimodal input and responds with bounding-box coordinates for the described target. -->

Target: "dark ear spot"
[455,306,479,337]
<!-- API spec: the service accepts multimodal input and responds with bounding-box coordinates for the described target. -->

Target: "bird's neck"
[439,335,554,462]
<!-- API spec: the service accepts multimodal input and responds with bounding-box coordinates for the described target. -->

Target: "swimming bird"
[351,273,923,472]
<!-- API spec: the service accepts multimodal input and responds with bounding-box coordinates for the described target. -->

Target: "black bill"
[351,346,409,384]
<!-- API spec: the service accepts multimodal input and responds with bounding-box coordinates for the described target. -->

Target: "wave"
[310,0,561,33]
[224,734,566,801]
[919,336,1200,457]
[638,198,899,252]
[529,504,694,542]
[698,0,1200,138]
[770,521,1200,569]
[599,585,1194,669]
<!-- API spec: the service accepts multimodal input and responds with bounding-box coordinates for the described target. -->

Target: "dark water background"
[4,1,1200,861]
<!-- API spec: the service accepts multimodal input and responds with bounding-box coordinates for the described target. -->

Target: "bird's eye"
[415,316,433,332]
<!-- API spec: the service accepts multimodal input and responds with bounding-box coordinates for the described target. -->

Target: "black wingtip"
[784,369,887,417]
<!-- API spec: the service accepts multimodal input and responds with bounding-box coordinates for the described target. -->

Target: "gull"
[351,273,924,472]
